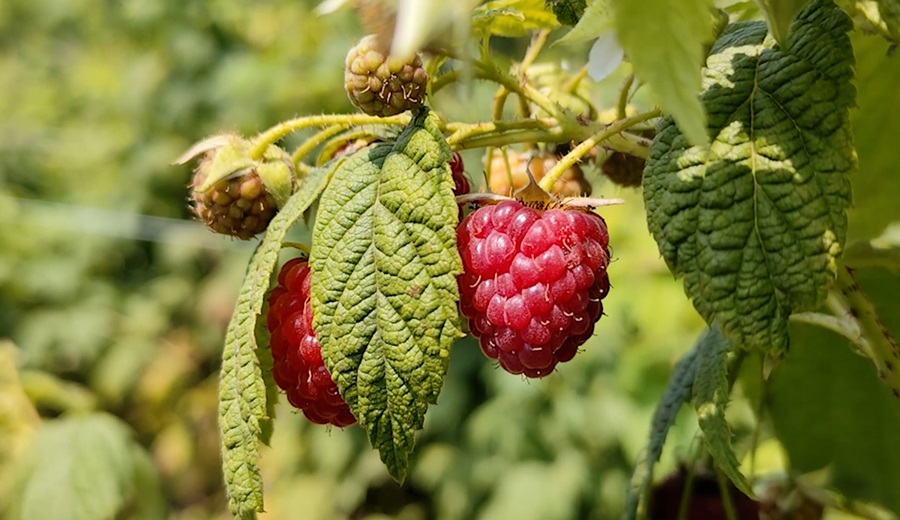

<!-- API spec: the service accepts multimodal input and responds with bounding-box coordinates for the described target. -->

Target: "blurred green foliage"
[1,0,899,519]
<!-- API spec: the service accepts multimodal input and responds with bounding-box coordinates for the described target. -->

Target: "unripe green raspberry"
[344,35,428,117]
[177,134,294,240]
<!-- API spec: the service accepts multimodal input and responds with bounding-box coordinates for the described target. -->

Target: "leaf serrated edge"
[623,337,701,520]
[692,325,754,498]
[218,165,332,517]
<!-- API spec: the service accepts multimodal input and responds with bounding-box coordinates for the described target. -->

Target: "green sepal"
[256,145,295,208]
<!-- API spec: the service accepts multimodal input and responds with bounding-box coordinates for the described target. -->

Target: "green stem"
[315,128,374,166]
[835,267,900,398]
[474,60,567,121]
[715,466,740,520]
[538,109,661,192]
[290,125,347,170]
[446,118,555,147]
[248,114,410,160]
[431,70,460,94]
[617,74,635,119]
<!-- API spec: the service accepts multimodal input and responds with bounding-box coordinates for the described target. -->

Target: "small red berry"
[456,200,611,377]
[450,152,470,196]
[266,257,356,427]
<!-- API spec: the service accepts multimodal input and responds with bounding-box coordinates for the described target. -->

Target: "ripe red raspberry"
[457,200,611,377]
[450,152,470,196]
[266,257,356,427]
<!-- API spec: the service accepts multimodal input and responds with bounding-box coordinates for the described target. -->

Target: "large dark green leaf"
[310,110,462,482]
[644,0,855,357]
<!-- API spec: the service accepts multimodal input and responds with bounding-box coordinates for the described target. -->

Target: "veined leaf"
[546,0,587,25]
[692,325,753,497]
[472,0,560,38]
[610,0,714,146]
[7,413,163,520]
[218,165,331,517]
[644,0,855,357]
[310,110,462,482]
[623,342,701,520]
[756,0,813,47]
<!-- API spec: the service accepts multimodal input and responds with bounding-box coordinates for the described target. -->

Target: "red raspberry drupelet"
[450,152,470,197]
[457,200,611,378]
[266,258,356,427]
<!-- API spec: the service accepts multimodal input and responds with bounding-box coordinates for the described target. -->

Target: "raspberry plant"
[166,0,900,518]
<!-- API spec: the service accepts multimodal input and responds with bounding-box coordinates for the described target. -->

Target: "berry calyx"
[457,199,611,377]
[487,150,591,198]
[266,257,356,427]
[344,35,428,117]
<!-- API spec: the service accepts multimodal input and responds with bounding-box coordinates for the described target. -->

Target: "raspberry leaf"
[609,0,714,146]
[472,0,560,38]
[755,0,811,47]
[553,0,612,46]
[6,413,164,520]
[644,0,855,358]
[546,0,587,26]
[310,109,462,482]
[624,342,701,520]
[692,324,753,497]
[218,165,331,517]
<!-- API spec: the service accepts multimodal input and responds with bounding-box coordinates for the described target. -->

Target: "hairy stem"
[617,74,635,120]
[538,109,661,192]
[290,125,347,169]
[249,114,410,159]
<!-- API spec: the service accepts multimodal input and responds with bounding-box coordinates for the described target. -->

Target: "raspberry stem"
[248,114,410,160]
[290,125,349,170]
[538,109,661,192]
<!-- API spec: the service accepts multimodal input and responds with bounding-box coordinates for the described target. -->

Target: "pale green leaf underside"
[623,342,701,520]
[692,325,753,497]
[611,0,713,146]
[311,110,462,482]
[756,0,812,47]
[218,165,331,517]
[644,0,855,356]
[8,413,143,520]
[553,0,612,45]
[472,0,560,38]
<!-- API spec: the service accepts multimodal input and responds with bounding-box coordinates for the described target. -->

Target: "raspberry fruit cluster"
[190,168,278,240]
[457,200,611,377]
[344,35,428,117]
[450,152,471,197]
[266,257,356,427]
[486,150,591,198]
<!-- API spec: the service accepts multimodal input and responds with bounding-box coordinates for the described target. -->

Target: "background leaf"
[643,0,856,357]
[691,325,753,496]
[847,32,900,241]
[769,290,900,515]
[472,0,560,38]
[610,0,713,146]
[6,413,164,520]
[553,0,613,45]
[623,342,700,520]
[218,165,331,517]
[311,111,461,482]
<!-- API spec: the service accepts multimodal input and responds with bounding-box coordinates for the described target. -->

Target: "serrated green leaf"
[310,109,462,482]
[643,0,855,357]
[472,0,560,38]
[610,0,713,146]
[7,413,151,520]
[623,342,701,520]
[692,325,753,497]
[218,165,331,517]
[756,0,813,46]
[553,0,613,45]
[852,0,900,42]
